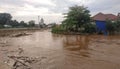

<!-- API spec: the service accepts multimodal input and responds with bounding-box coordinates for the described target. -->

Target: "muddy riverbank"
[0,28,44,37]
[0,30,120,69]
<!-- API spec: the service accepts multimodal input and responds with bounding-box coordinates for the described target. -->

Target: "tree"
[0,13,12,25]
[6,20,19,27]
[106,20,116,34]
[19,21,28,27]
[83,23,96,33]
[28,20,35,27]
[12,20,19,27]
[106,19,120,34]
[115,20,120,32]
[62,5,91,32]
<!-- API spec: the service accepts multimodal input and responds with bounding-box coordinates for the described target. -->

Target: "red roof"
[92,12,118,21]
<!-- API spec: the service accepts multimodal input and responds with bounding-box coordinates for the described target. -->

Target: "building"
[92,12,118,35]
[4,24,12,28]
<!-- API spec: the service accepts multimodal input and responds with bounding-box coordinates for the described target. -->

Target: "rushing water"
[5,30,120,69]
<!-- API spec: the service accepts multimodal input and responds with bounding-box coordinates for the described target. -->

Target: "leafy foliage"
[114,20,120,32]
[19,21,28,27]
[28,20,35,27]
[0,25,4,28]
[6,20,19,27]
[106,20,120,34]
[106,20,115,33]
[62,5,91,32]
[0,13,12,25]
[82,23,96,33]
[0,13,38,28]
[52,5,93,34]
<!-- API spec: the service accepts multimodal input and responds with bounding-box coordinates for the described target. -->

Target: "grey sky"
[0,0,120,24]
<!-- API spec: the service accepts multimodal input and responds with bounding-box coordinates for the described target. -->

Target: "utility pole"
[38,16,40,28]
[38,16,40,24]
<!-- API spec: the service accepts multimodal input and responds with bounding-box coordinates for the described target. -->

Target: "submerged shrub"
[82,23,96,34]
[51,25,65,34]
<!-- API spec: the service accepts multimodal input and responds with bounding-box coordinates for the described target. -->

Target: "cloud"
[13,14,64,24]
[0,0,25,7]
[14,4,50,16]
[87,0,120,15]
[0,0,120,24]
[25,0,56,6]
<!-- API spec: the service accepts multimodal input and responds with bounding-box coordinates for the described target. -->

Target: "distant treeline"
[0,13,35,28]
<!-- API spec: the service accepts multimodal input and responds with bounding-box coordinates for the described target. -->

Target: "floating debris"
[7,55,47,69]
[11,33,31,37]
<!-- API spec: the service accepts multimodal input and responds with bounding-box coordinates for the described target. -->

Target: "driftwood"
[7,55,46,69]
[8,56,31,69]
[12,58,31,69]
[11,33,31,37]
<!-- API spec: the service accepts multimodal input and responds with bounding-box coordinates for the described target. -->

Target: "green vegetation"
[0,13,12,25]
[106,20,120,34]
[52,5,120,35]
[28,20,35,27]
[51,24,65,33]
[52,5,95,34]
[0,25,4,28]
[0,13,35,28]
[82,23,96,33]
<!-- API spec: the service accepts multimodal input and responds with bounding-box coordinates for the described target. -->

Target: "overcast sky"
[0,0,120,24]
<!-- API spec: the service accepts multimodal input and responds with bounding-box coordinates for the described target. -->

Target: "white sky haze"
[0,0,120,24]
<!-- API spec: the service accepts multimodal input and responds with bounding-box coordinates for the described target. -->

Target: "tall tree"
[62,5,91,32]
[12,20,19,27]
[28,20,35,27]
[6,20,19,27]
[19,21,28,27]
[0,13,12,25]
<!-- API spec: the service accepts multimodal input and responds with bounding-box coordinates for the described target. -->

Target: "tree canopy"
[0,13,12,25]
[62,5,91,32]
[19,21,28,27]
[28,20,35,27]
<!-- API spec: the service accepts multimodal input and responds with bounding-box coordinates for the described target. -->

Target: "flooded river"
[0,30,120,69]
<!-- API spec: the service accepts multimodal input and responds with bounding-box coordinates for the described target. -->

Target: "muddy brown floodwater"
[0,30,120,69]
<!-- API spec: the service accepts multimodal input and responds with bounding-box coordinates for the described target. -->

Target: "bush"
[82,23,96,34]
[51,25,65,33]
[114,20,120,32]
[106,20,115,32]
[0,25,4,29]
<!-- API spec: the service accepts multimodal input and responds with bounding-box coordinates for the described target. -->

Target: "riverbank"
[52,31,95,35]
[52,31,120,35]
[0,28,45,37]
